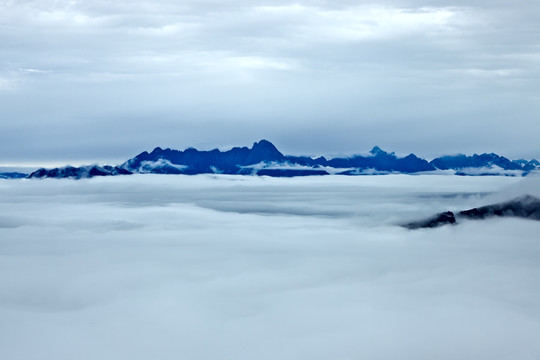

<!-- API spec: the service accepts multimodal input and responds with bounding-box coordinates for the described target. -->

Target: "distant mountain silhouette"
[27,140,540,179]
[29,165,131,179]
[123,140,285,175]
[430,153,522,171]
[404,195,540,229]
[325,146,435,173]
[0,172,28,179]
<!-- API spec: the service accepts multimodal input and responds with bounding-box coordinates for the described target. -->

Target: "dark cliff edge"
[404,195,540,229]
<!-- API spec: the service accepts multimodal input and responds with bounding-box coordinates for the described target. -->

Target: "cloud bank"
[1,174,540,359]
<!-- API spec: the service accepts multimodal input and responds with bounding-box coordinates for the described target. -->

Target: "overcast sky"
[1,0,539,165]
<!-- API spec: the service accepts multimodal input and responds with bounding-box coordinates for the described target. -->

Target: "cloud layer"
[1,175,540,359]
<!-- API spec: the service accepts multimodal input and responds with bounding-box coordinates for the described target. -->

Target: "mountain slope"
[404,195,540,229]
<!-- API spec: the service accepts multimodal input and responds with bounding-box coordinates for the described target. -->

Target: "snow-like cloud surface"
[1,175,539,359]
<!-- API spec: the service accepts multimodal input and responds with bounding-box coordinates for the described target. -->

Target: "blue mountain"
[124,140,286,175]
[0,172,28,179]
[514,159,540,172]
[29,165,131,179]
[326,146,435,173]
[27,140,540,179]
[430,153,522,171]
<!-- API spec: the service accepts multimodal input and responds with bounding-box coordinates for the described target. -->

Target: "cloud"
[253,5,461,42]
[18,68,51,74]
[1,175,540,359]
[0,0,539,163]
[0,77,14,91]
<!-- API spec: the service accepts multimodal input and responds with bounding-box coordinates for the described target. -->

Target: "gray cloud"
[1,1,539,164]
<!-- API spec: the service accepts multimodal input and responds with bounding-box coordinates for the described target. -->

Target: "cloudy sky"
[1,0,539,166]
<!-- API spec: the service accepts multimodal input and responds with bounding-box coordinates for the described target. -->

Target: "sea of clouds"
[1,174,539,360]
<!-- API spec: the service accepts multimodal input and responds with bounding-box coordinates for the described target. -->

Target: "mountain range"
[12,140,540,179]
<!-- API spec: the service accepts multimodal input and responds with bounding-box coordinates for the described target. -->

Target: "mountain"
[123,139,286,175]
[428,153,540,176]
[430,153,521,170]
[0,172,28,179]
[404,195,540,229]
[29,165,131,179]
[121,142,435,176]
[514,159,540,172]
[327,146,435,174]
[27,140,540,179]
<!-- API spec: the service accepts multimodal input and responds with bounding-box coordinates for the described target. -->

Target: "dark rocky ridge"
[404,195,540,229]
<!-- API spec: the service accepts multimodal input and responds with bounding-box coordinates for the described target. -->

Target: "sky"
[1,0,539,166]
[2,174,540,359]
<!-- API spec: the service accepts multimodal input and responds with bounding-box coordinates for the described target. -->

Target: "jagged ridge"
[404,195,540,229]
[27,140,540,179]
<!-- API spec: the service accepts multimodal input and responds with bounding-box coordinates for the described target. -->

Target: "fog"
[1,175,540,359]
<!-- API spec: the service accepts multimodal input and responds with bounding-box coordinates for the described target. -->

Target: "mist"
[1,174,539,359]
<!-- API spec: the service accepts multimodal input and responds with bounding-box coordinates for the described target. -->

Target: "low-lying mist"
[1,174,539,360]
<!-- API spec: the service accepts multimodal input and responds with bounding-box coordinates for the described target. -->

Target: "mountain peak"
[252,139,277,150]
[370,146,393,157]
[248,140,284,163]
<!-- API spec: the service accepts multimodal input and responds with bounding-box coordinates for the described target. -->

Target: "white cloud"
[1,175,539,359]
[226,56,298,71]
[138,159,187,173]
[448,68,524,78]
[18,68,51,74]
[127,23,195,36]
[0,77,12,91]
[302,6,459,42]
